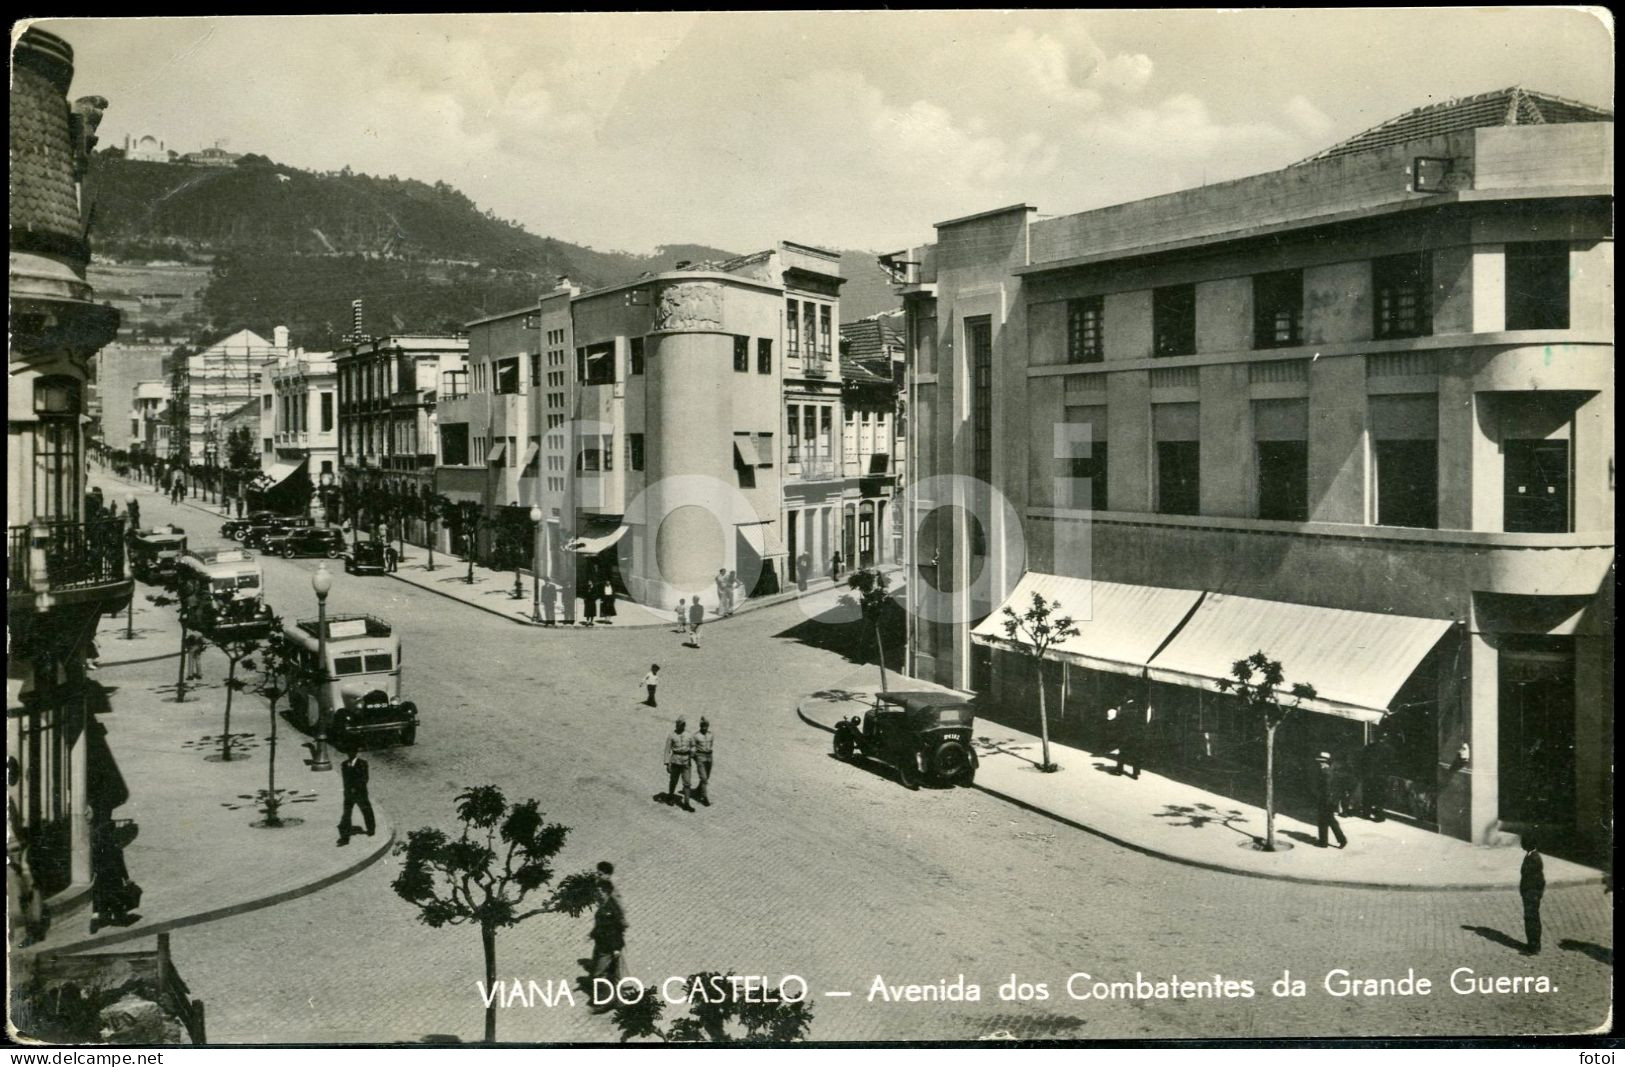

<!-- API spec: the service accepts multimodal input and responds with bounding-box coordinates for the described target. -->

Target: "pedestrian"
[583,862,627,1012]
[127,499,141,532]
[716,568,731,617]
[642,664,660,707]
[663,717,695,811]
[1109,697,1140,779]
[1359,734,1388,822]
[674,598,688,633]
[582,581,598,626]
[337,748,375,847]
[384,543,399,573]
[830,549,843,580]
[541,581,558,627]
[235,496,245,519]
[599,581,616,624]
[1315,751,1347,849]
[89,820,140,933]
[686,598,705,648]
[1519,836,1545,954]
[725,570,740,614]
[185,633,205,681]
[692,718,714,805]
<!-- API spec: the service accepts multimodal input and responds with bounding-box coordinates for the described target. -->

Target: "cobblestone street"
[108,480,1613,1042]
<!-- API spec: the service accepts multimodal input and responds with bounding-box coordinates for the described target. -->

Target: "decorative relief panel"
[653,281,723,331]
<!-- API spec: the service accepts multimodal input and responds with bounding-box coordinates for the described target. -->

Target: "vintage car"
[177,548,275,638]
[281,613,418,747]
[342,540,389,576]
[221,510,281,541]
[127,525,187,585]
[263,526,347,560]
[832,690,978,789]
[242,516,316,550]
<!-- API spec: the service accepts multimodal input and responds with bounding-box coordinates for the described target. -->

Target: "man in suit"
[1520,836,1546,954]
[1315,751,1347,849]
[337,748,375,846]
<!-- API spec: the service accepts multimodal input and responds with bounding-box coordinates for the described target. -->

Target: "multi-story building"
[91,341,168,453]
[8,27,127,926]
[259,348,338,515]
[333,310,467,538]
[132,380,172,458]
[840,313,908,564]
[183,325,289,464]
[888,87,1613,851]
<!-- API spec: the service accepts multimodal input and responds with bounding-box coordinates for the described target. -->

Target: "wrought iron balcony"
[7,518,130,607]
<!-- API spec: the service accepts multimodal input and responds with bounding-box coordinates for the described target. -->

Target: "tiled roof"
[840,356,893,384]
[1294,87,1613,165]
[839,316,904,360]
[11,29,87,258]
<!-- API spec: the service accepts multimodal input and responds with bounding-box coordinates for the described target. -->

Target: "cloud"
[1282,95,1335,140]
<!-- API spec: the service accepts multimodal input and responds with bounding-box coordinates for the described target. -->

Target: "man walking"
[686,598,705,648]
[642,664,660,707]
[830,549,843,580]
[185,633,206,681]
[384,542,399,573]
[1109,698,1141,779]
[674,598,688,634]
[663,718,695,811]
[1520,836,1545,954]
[692,718,715,805]
[337,748,375,846]
[1315,751,1347,849]
[127,498,141,533]
[584,861,627,1012]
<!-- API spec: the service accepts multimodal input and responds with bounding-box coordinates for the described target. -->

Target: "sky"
[37,10,1615,256]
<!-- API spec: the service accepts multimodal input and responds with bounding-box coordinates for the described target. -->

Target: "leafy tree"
[391,786,599,1044]
[1215,651,1319,853]
[608,973,814,1044]
[846,568,895,693]
[997,592,1080,773]
[225,425,257,473]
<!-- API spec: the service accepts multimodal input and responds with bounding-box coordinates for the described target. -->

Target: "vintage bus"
[281,613,419,748]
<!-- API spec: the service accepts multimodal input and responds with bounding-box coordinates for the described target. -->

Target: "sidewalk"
[796,666,1605,892]
[25,584,394,958]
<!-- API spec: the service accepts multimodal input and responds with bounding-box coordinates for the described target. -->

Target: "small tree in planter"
[250,619,320,827]
[391,785,601,1044]
[1215,651,1318,853]
[205,621,266,763]
[997,592,1079,773]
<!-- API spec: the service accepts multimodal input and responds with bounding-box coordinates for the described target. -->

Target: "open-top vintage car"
[281,613,418,748]
[833,690,979,789]
[263,526,346,560]
[177,548,275,639]
[127,525,187,585]
[342,539,389,576]
[221,510,280,541]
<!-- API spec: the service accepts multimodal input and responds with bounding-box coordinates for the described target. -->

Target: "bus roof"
[285,614,397,651]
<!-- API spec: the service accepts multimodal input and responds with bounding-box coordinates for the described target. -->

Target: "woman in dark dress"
[599,581,616,624]
[581,581,598,626]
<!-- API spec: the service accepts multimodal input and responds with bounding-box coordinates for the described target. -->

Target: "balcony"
[790,457,837,482]
[8,518,130,612]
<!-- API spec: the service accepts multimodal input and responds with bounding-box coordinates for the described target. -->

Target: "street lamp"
[309,563,334,772]
[124,492,137,639]
[529,505,543,623]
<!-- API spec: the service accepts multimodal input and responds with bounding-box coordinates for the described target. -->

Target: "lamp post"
[529,505,543,623]
[124,493,137,639]
[310,563,334,772]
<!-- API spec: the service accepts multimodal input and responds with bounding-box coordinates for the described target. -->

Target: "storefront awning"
[970,573,1204,679]
[566,520,629,555]
[256,458,305,490]
[1145,592,1453,723]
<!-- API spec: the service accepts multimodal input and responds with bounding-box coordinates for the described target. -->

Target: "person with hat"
[662,718,695,812]
[691,718,715,805]
[1519,835,1545,955]
[582,861,628,1011]
[1314,751,1347,849]
[1109,697,1141,779]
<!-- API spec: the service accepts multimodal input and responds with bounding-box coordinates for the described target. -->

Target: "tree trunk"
[176,622,189,703]
[1036,663,1054,771]
[873,621,889,692]
[221,656,236,761]
[426,520,435,571]
[481,924,498,1043]
[264,697,281,825]
[1263,722,1277,852]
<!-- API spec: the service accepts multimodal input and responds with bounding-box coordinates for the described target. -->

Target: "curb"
[29,813,397,957]
[387,571,550,628]
[97,650,183,668]
[794,699,1604,894]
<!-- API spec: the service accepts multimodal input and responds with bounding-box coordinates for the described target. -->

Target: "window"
[755,432,774,467]
[628,433,645,471]
[1067,296,1104,363]
[320,393,333,432]
[601,434,614,472]
[579,342,615,385]
[441,423,470,465]
[32,417,79,521]
[1253,269,1303,348]
[757,338,772,374]
[1064,405,1108,511]
[786,299,800,354]
[333,655,365,676]
[1371,395,1438,529]
[819,407,832,459]
[262,394,274,410]
[1253,399,1308,521]
[1373,252,1431,339]
[577,446,601,472]
[1153,403,1199,515]
[630,336,645,375]
[1505,242,1570,330]
[364,654,394,673]
[819,306,832,355]
[1497,636,1577,823]
[733,335,749,372]
[494,358,521,395]
[969,318,993,485]
[804,303,818,359]
[530,352,541,387]
[1153,284,1196,357]
[1503,439,1570,533]
[786,403,800,463]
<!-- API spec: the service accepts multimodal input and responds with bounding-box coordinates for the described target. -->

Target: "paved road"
[105,477,1613,1043]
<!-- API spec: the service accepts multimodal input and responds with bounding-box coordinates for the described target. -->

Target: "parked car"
[280,613,418,747]
[128,525,187,585]
[263,527,347,560]
[832,690,979,789]
[221,510,280,541]
[343,540,389,576]
[242,516,315,550]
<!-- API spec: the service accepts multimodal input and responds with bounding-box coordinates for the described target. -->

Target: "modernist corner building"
[887,88,1613,851]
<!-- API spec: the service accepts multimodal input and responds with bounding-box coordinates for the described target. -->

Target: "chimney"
[555,275,571,290]
[351,299,364,340]
[273,325,289,350]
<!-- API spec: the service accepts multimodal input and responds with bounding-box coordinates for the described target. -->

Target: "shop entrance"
[1498,636,1576,825]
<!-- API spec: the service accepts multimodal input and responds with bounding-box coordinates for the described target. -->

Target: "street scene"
[8,10,1614,1051]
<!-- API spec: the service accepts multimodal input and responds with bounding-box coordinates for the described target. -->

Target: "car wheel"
[327,547,342,559]
[282,546,296,559]
[232,530,245,542]
[897,759,921,791]
[400,724,417,746]
[834,732,855,759]
[931,740,973,784]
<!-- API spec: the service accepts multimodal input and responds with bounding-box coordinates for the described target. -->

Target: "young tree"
[996,591,1080,773]
[207,625,265,763]
[609,973,815,1044]
[147,590,191,703]
[1214,651,1318,853]
[250,620,315,827]
[391,786,600,1044]
[846,568,895,692]
[422,487,442,571]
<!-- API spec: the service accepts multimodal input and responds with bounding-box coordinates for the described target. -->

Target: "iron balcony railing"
[8,517,129,596]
